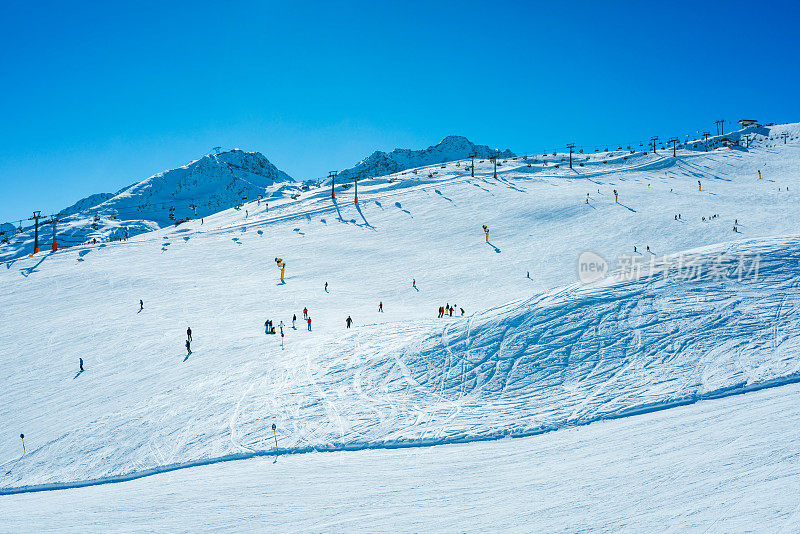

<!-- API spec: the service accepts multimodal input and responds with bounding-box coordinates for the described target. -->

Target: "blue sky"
[1,0,798,222]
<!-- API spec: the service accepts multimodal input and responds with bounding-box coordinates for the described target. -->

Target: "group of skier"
[438,304,464,318]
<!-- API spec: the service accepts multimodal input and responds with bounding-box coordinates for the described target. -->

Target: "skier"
[292,314,297,329]
[303,307,308,319]
[527,271,530,279]
[346,316,353,328]
[187,327,192,342]
[634,246,637,253]
[185,339,191,355]
[379,302,383,312]
[278,321,284,335]
[79,358,84,372]
[324,282,328,292]
[307,316,312,331]
[449,306,454,317]
[412,279,416,289]
[139,300,143,312]
[438,306,444,318]
[460,307,465,316]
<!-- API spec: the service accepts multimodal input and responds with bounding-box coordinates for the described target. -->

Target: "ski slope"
[1,123,799,513]
[4,379,800,532]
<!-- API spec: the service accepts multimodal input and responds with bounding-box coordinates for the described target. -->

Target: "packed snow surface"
[1,123,799,507]
[5,380,800,532]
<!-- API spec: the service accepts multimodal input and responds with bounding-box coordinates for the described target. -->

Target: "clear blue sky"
[1,0,798,222]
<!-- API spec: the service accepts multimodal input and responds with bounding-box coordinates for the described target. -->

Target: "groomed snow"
[3,381,800,532]
[1,123,799,529]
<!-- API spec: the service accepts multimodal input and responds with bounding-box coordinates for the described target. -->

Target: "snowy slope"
[1,122,799,496]
[5,381,800,532]
[0,149,295,262]
[333,135,514,182]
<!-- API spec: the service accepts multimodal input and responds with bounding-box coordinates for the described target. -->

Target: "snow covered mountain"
[333,135,514,182]
[0,149,295,261]
[2,121,800,530]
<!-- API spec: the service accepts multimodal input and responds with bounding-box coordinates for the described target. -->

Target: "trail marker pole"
[469,152,476,177]
[272,423,279,453]
[781,132,789,144]
[354,177,359,204]
[20,433,25,454]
